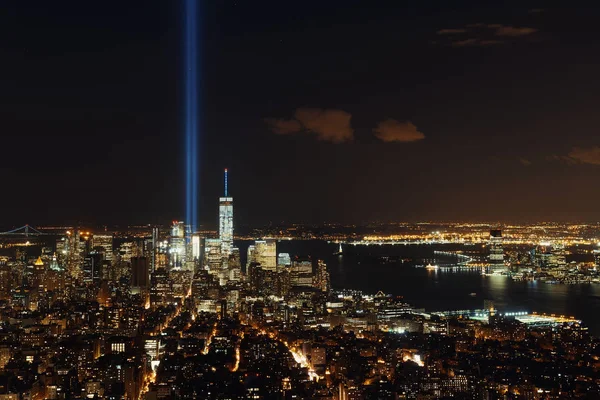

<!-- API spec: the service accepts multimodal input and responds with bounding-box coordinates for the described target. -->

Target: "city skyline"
[3,2,600,226]
[2,2,600,398]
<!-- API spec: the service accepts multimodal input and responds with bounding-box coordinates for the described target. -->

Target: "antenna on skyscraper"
[224,168,228,197]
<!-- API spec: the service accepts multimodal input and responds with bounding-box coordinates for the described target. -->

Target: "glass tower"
[219,169,234,258]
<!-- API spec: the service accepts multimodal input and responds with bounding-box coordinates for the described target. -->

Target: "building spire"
[224,168,228,197]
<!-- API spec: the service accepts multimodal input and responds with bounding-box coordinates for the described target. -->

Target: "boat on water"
[425,264,439,270]
[469,292,477,297]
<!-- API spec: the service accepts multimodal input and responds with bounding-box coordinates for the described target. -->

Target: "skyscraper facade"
[219,169,234,259]
[170,221,186,269]
[91,234,113,262]
[254,240,277,271]
[131,256,150,293]
[489,229,504,269]
[204,239,222,274]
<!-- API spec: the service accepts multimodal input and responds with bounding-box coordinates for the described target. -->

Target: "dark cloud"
[452,38,503,47]
[438,23,538,47]
[437,28,468,34]
[373,119,425,143]
[451,38,479,47]
[547,155,576,165]
[263,118,302,135]
[566,147,600,165]
[265,108,353,143]
[495,26,538,37]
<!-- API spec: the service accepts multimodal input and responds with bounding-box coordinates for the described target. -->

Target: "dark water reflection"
[237,240,600,335]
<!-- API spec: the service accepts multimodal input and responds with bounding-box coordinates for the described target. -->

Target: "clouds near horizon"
[437,22,538,47]
[267,111,426,144]
[373,119,425,143]
[548,147,600,166]
[265,108,353,143]
[567,147,600,165]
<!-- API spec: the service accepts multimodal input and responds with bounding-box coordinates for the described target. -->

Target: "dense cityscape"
[0,171,598,399]
[4,1,600,399]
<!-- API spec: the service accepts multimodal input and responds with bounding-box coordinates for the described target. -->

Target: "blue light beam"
[185,0,199,232]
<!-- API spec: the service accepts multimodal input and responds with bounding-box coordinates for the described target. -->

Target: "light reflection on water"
[253,240,600,335]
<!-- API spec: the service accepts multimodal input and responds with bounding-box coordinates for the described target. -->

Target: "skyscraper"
[489,229,504,269]
[169,221,186,269]
[291,259,313,287]
[219,169,234,259]
[254,240,277,271]
[131,257,150,289]
[91,234,113,262]
[151,227,160,272]
[246,240,278,273]
[191,234,202,261]
[203,239,222,274]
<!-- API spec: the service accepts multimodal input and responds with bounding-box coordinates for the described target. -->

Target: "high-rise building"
[118,242,137,263]
[151,227,160,271]
[170,221,186,269]
[489,229,504,268]
[91,234,113,262]
[219,169,234,259]
[254,240,277,271]
[59,230,86,280]
[83,252,102,284]
[150,269,172,308]
[228,247,242,282]
[192,234,202,261]
[314,260,330,293]
[278,253,291,269]
[246,245,256,272]
[204,238,222,274]
[131,256,150,293]
[291,259,313,287]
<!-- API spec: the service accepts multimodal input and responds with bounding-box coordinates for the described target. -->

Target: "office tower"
[291,259,313,287]
[489,229,504,267]
[246,245,256,272]
[131,256,150,293]
[247,263,265,293]
[278,253,291,269]
[49,253,60,271]
[228,247,242,282]
[151,227,160,271]
[314,260,330,293]
[219,169,234,259]
[91,234,113,262]
[254,240,277,271]
[118,242,134,263]
[275,268,291,297]
[57,236,68,263]
[169,221,186,269]
[204,238,222,274]
[150,269,173,308]
[192,270,212,300]
[192,234,202,261]
[229,247,241,269]
[83,252,103,284]
[60,230,85,280]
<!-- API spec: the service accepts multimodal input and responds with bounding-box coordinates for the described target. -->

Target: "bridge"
[0,225,52,237]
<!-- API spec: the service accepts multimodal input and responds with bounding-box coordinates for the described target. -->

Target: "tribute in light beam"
[185,0,199,232]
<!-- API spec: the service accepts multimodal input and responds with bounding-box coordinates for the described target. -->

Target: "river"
[237,240,600,335]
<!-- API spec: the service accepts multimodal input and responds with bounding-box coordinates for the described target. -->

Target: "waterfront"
[242,240,600,335]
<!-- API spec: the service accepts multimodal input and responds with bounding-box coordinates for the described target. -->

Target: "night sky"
[2,1,600,228]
